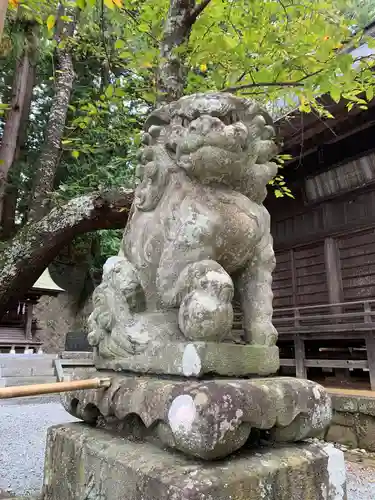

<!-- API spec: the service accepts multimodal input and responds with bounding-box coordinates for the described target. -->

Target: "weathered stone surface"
[87,93,280,376]
[61,370,331,459]
[358,397,375,417]
[331,411,357,427]
[43,424,346,500]
[325,424,358,448]
[356,414,375,452]
[60,351,93,360]
[94,341,279,377]
[331,394,358,413]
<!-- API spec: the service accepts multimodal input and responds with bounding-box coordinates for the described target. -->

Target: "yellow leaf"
[141,61,153,68]
[113,0,122,7]
[200,63,207,72]
[9,0,18,7]
[46,15,56,31]
[104,0,114,9]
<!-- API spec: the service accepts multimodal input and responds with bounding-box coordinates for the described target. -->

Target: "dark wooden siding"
[273,251,293,308]
[294,244,328,305]
[338,229,375,301]
[274,243,328,308]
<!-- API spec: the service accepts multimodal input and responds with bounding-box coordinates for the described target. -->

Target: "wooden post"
[24,301,33,342]
[290,249,297,307]
[294,335,306,379]
[0,377,111,399]
[293,308,306,378]
[324,237,343,315]
[364,301,375,390]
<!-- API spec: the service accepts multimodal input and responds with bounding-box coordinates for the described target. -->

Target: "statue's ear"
[134,160,169,212]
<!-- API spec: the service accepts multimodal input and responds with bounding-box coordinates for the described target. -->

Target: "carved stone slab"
[94,342,279,377]
[62,370,332,460]
[43,424,346,500]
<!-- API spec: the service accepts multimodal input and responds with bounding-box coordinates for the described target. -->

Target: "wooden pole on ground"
[0,377,111,399]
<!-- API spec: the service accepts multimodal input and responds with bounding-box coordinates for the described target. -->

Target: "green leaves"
[105,85,114,98]
[115,39,126,50]
[46,15,55,31]
[366,87,374,102]
[330,87,341,104]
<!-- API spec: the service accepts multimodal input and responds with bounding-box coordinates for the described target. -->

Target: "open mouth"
[178,108,250,129]
[171,114,250,159]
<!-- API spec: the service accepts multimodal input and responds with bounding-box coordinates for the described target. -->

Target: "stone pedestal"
[61,369,332,460]
[43,423,346,500]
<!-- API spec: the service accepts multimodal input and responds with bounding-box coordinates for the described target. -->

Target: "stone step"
[0,355,57,378]
[0,375,57,387]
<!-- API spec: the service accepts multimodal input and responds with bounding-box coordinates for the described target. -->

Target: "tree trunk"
[28,47,75,221]
[1,184,17,238]
[0,188,134,317]
[0,0,8,41]
[0,21,37,221]
[157,0,211,103]
[1,26,38,238]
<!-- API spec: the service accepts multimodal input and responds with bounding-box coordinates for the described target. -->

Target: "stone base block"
[43,424,346,500]
[62,370,332,459]
[94,341,279,377]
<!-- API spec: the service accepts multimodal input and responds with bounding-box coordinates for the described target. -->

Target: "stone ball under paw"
[178,290,233,341]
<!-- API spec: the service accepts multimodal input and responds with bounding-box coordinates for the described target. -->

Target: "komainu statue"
[87,93,281,375]
[63,93,333,461]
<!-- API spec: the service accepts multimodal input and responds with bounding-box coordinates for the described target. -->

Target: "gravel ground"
[0,398,77,497]
[1,398,375,498]
[346,460,375,500]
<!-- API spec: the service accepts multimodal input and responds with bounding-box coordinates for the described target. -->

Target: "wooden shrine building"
[268,75,375,389]
[0,268,64,353]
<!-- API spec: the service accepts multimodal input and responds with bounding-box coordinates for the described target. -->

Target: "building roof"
[32,268,65,295]
[275,18,375,137]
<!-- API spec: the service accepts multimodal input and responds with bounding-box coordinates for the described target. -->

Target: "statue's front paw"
[179,290,233,341]
[246,321,278,346]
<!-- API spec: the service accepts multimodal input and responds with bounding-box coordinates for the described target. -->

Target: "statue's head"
[135,92,279,210]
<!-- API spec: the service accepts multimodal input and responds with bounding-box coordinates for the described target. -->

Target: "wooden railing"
[273,299,375,335]
[273,300,375,389]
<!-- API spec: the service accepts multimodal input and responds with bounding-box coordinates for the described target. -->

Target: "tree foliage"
[0,0,375,307]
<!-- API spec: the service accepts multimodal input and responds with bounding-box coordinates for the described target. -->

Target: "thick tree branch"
[223,54,375,94]
[189,0,212,23]
[157,0,212,104]
[223,81,306,92]
[0,188,134,318]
